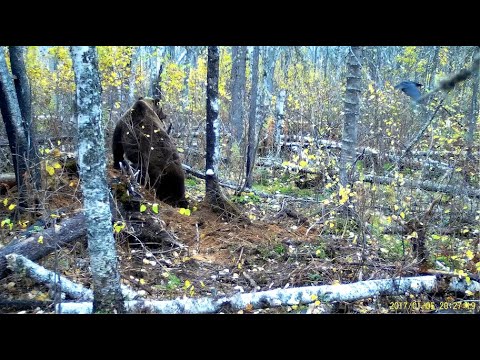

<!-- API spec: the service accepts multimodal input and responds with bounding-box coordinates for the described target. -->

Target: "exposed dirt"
[0,171,474,314]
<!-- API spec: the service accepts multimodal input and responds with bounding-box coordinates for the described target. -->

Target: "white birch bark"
[70,46,125,313]
[56,275,480,314]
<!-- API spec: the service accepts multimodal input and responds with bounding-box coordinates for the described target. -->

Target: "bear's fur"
[112,97,188,208]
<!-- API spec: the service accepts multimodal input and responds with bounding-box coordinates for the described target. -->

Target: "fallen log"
[55,275,480,314]
[6,253,141,301]
[362,174,480,199]
[0,299,53,312]
[0,212,87,279]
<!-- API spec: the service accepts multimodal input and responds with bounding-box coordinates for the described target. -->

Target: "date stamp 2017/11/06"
[388,301,476,312]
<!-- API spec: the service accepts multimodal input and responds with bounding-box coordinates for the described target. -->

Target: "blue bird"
[394,81,423,101]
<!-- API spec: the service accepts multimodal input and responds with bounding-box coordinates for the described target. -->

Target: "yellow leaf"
[465,290,474,296]
[394,205,399,211]
[152,203,159,214]
[38,236,44,244]
[310,294,318,301]
[46,165,55,176]
[400,212,405,219]
[184,280,192,289]
[3,198,9,206]
[53,148,62,157]
[53,162,62,169]
[69,181,76,187]
[314,300,321,306]
[8,204,16,211]
[139,279,146,285]
[331,280,341,286]
[177,148,184,153]
[466,250,474,260]
[192,206,198,212]
[1,218,11,228]
[50,214,60,218]
[57,140,61,146]
[200,281,205,288]
[299,160,308,168]
[248,213,256,220]
[179,208,191,216]
[44,148,51,154]
[329,222,335,228]
[140,204,147,212]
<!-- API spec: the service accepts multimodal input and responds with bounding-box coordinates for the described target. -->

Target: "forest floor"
[0,168,476,314]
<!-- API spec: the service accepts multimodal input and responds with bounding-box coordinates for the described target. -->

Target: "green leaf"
[140,204,147,212]
[152,203,159,214]
[113,221,126,233]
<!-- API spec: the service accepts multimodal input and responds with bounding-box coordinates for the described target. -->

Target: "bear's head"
[138,96,167,121]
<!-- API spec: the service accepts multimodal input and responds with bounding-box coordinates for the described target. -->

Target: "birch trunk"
[229,46,247,143]
[205,46,244,219]
[56,275,480,314]
[70,46,125,313]
[466,47,480,160]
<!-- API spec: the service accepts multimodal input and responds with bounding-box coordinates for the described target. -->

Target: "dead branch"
[362,174,480,199]
[0,212,86,279]
[6,253,141,301]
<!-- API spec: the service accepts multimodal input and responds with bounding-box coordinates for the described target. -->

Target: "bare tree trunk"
[466,46,480,161]
[323,46,329,79]
[205,46,245,219]
[206,46,221,198]
[0,48,30,212]
[70,46,125,314]
[229,46,247,144]
[128,46,139,104]
[245,46,260,188]
[428,46,440,88]
[273,89,287,157]
[9,46,42,193]
[339,46,362,187]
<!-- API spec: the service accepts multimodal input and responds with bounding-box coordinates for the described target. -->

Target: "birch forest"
[0,46,480,314]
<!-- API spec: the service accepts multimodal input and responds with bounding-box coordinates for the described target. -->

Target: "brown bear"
[112,97,188,208]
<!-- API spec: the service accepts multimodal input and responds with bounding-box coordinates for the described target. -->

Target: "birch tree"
[229,46,247,144]
[339,46,362,186]
[70,46,125,313]
[205,46,244,218]
[466,46,480,161]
